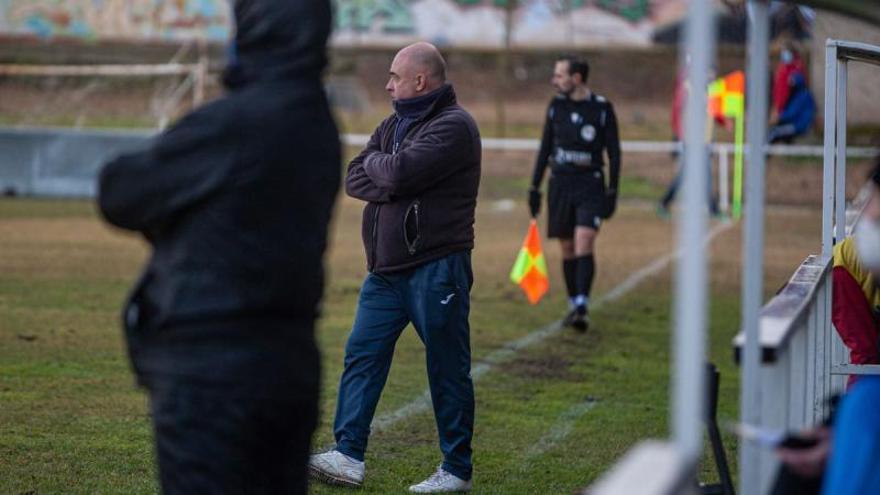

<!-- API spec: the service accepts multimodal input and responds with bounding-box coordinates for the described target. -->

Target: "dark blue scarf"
[391,84,448,154]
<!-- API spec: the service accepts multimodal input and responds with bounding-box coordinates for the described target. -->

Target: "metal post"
[740,2,769,494]
[672,0,714,461]
[719,147,730,215]
[813,284,825,423]
[805,284,818,425]
[822,276,834,405]
[834,58,848,244]
[822,41,838,259]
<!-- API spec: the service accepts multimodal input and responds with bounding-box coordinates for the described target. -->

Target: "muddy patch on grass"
[500,352,581,381]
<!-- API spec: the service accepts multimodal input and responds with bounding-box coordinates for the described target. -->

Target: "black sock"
[575,254,595,302]
[563,259,577,299]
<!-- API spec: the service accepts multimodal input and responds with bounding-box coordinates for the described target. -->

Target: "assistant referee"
[528,55,621,332]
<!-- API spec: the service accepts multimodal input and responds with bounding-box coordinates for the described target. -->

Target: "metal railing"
[732,254,835,492]
[581,441,696,495]
[584,32,880,495]
[729,190,867,493]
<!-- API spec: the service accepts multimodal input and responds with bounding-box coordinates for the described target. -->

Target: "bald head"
[398,42,447,83]
[386,42,447,100]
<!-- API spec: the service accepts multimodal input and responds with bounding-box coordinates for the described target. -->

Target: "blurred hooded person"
[97,0,339,493]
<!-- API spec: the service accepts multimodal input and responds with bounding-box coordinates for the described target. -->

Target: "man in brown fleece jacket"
[309,42,481,493]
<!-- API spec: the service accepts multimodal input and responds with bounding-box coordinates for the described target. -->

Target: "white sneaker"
[408,466,472,493]
[308,450,365,488]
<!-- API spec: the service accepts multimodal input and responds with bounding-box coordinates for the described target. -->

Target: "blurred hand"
[775,427,831,479]
[602,189,618,219]
[528,188,541,218]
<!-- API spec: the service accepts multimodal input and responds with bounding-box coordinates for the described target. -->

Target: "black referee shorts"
[547,171,606,239]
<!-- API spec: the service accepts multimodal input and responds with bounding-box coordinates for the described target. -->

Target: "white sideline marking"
[523,399,599,460]
[369,221,733,433]
[491,199,516,212]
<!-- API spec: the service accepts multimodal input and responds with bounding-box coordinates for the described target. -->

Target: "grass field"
[0,163,823,493]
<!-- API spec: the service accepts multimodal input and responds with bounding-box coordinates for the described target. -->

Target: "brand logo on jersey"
[570,112,582,125]
[581,124,596,142]
[554,148,592,166]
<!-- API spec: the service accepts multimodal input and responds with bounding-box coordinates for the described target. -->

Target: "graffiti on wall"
[0,0,230,41]
[336,0,415,33]
[335,0,652,34]
[0,0,685,47]
[330,0,683,47]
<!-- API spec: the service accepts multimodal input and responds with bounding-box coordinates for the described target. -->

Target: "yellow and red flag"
[509,219,549,304]
[708,70,745,119]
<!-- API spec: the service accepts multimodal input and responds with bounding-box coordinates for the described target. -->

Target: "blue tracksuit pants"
[333,251,475,481]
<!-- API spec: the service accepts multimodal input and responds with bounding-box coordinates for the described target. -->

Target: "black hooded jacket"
[97,0,340,392]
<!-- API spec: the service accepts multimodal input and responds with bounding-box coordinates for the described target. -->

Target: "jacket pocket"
[403,199,421,255]
[363,203,379,270]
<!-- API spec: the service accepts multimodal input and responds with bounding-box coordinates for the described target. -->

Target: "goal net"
[0,54,212,130]
[0,43,220,197]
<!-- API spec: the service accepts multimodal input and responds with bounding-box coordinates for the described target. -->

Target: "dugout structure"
[585,4,880,495]
[731,38,880,495]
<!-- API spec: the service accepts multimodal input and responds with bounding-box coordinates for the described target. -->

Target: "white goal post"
[0,42,210,129]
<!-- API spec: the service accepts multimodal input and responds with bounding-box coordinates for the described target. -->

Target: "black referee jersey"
[530,92,621,192]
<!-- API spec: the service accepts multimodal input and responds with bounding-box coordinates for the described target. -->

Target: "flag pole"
[733,110,745,219]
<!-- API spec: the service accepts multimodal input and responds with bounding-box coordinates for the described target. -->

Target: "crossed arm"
[345,117,474,201]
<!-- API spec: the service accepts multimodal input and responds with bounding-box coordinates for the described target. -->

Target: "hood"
[223,0,331,89]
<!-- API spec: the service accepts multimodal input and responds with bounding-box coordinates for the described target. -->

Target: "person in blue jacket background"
[768,72,816,144]
[821,376,880,494]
